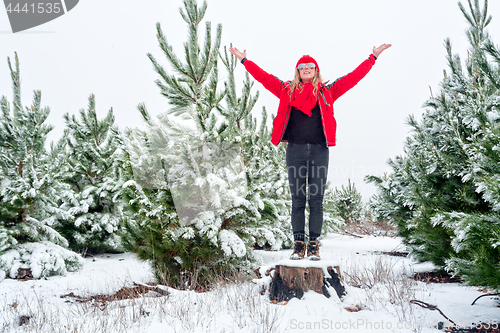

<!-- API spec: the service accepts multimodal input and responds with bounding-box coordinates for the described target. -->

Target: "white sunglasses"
[297,63,316,70]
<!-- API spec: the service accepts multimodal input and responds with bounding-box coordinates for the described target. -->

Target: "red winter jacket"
[243,54,376,146]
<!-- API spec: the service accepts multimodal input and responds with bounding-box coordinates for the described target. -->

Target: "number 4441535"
[5,2,62,14]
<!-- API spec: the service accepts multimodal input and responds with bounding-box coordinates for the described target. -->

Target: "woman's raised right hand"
[229,47,247,61]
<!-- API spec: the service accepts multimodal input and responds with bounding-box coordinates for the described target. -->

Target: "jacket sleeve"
[328,54,376,102]
[243,60,286,98]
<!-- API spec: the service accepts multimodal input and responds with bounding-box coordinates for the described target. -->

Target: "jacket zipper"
[279,89,293,142]
[319,90,330,146]
[320,90,330,107]
[280,105,292,142]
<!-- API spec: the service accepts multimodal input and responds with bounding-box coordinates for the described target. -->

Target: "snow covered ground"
[1,233,499,333]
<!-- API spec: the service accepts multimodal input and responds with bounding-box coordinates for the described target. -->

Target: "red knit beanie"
[296,55,320,73]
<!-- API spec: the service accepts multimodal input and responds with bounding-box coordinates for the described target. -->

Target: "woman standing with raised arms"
[229,44,391,260]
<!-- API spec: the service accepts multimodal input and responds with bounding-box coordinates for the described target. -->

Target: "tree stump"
[269,265,345,302]
[16,268,32,280]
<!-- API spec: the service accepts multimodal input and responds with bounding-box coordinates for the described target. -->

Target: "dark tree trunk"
[269,265,345,302]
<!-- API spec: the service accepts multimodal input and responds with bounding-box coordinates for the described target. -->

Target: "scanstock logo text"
[3,0,79,33]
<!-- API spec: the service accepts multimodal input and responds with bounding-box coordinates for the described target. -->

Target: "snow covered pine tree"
[332,179,363,224]
[55,95,124,255]
[121,0,292,289]
[367,0,500,288]
[0,54,83,281]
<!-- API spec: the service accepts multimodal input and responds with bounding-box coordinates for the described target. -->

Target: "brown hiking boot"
[307,241,320,260]
[290,240,306,260]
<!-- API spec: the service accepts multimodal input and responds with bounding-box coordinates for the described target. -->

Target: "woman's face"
[298,63,316,83]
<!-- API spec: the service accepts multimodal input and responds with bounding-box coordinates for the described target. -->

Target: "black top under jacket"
[282,103,326,145]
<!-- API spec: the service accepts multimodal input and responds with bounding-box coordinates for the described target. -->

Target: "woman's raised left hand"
[229,47,247,61]
[372,44,392,58]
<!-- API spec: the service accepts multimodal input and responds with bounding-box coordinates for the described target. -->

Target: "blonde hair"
[289,69,323,96]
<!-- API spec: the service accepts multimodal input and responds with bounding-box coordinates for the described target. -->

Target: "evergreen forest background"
[1,0,500,290]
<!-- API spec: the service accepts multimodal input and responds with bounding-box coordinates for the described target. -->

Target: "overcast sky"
[1,0,499,200]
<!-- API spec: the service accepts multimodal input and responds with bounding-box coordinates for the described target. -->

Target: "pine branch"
[483,39,500,65]
[482,0,491,27]
[155,23,188,77]
[7,52,22,117]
